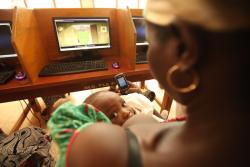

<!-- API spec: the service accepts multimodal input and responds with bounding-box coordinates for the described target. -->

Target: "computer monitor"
[54,18,111,52]
[132,17,148,46]
[0,22,17,59]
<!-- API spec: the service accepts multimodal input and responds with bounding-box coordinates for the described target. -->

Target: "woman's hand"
[109,81,142,94]
[125,81,142,94]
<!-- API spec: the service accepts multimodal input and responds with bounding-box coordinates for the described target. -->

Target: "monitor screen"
[132,17,148,46]
[0,22,17,58]
[54,18,111,52]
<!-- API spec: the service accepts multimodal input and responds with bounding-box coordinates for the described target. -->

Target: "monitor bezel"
[53,17,112,52]
[132,16,149,46]
[0,21,18,59]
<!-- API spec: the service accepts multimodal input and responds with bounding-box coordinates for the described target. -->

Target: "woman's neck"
[184,47,250,130]
[184,92,249,136]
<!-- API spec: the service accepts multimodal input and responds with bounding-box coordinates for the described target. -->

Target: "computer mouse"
[15,71,26,80]
[112,62,120,69]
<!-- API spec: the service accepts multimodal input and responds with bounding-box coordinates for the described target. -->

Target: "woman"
[57,0,250,166]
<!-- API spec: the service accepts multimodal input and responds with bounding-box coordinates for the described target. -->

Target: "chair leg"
[10,99,41,134]
[140,80,145,89]
[160,91,172,113]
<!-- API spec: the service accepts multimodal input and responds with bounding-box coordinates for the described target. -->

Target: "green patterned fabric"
[47,102,111,167]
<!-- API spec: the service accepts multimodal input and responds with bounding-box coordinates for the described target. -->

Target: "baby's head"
[84,91,135,125]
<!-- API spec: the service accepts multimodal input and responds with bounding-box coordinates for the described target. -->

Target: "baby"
[52,90,162,126]
[50,80,162,126]
[85,90,164,125]
[84,91,136,125]
[50,91,136,126]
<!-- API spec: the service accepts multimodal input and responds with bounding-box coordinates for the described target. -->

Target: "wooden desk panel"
[0,64,152,103]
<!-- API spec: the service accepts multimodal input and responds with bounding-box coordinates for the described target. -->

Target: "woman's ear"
[162,22,200,104]
[174,21,199,71]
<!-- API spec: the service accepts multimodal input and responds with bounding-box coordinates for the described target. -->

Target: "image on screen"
[54,18,111,51]
[118,77,127,88]
[132,17,148,46]
[0,22,17,58]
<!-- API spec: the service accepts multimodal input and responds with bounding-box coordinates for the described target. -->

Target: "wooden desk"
[0,63,152,133]
[0,63,152,103]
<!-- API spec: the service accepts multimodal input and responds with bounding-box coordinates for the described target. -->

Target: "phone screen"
[117,77,127,89]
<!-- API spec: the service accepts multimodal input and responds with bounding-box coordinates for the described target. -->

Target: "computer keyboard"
[0,70,15,84]
[39,59,108,76]
[136,52,148,64]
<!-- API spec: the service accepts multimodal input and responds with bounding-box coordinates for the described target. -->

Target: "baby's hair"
[84,90,119,116]
[84,90,109,104]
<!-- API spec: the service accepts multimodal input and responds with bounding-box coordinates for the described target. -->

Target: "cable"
[19,100,32,125]
[23,100,42,128]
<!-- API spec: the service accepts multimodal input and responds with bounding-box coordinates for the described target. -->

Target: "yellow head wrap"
[144,0,250,31]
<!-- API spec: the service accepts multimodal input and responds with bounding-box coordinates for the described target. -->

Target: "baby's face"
[92,92,135,125]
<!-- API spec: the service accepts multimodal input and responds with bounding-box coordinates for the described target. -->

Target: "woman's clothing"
[127,130,143,167]
[121,93,164,122]
[0,126,55,167]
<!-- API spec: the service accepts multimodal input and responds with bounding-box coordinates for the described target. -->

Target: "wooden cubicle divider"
[116,7,136,70]
[10,8,138,82]
[12,7,49,82]
[34,8,137,69]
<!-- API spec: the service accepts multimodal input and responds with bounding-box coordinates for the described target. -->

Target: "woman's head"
[85,91,135,125]
[145,0,250,106]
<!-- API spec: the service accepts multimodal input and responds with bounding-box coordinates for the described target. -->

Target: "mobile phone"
[114,73,129,94]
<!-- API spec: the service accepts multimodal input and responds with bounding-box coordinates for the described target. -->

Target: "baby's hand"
[52,96,72,111]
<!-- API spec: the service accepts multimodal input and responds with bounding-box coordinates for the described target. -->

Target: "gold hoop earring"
[166,65,199,93]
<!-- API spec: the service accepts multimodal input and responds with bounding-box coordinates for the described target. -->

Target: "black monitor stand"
[60,50,102,62]
[0,61,16,84]
[136,45,148,64]
[0,62,15,72]
[136,45,148,54]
